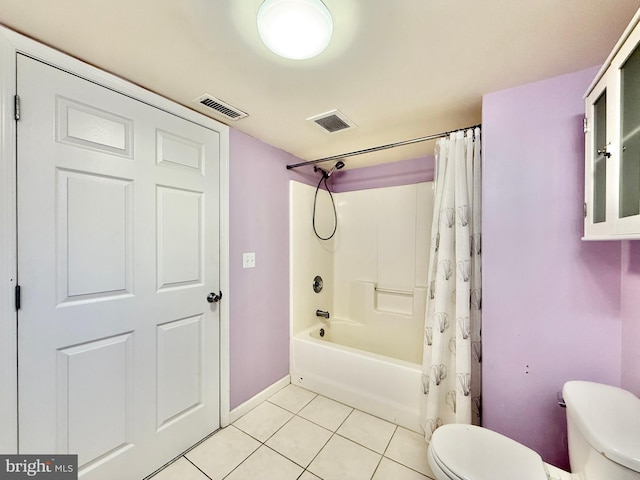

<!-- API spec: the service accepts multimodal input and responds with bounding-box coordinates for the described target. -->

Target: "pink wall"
[228,129,316,409]
[621,241,640,397]
[482,67,623,469]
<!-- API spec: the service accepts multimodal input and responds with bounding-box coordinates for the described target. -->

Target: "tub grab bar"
[375,287,413,296]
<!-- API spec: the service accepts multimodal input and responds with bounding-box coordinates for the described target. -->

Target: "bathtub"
[291,320,423,432]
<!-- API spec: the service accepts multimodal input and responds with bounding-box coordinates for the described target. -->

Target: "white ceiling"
[1,0,639,168]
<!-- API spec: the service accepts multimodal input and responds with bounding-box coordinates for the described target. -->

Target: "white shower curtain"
[421,127,482,442]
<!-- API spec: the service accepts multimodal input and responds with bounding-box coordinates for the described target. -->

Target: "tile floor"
[149,384,435,480]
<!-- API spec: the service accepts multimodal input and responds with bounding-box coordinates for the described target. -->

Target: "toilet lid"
[430,424,548,480]
[563,381,640,473]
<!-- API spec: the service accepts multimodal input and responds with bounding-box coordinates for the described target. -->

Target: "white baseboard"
[229,375,290,424]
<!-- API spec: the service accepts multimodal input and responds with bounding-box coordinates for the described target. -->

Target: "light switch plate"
[243,252,256,269]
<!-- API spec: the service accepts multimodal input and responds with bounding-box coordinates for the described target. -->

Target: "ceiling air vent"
[307,109,356,134]
[194,94,248,121]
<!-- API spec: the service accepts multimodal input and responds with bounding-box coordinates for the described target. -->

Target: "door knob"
[207,291,222,303]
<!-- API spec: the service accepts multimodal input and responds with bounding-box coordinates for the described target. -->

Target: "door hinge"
[584,202,588,219]
[14,285,21,310]
[583,117,588,134]
[14,95,20,121]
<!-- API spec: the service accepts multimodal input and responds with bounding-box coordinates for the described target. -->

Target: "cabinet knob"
[597,146,611,158]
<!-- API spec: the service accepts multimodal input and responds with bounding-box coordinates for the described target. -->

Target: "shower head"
[326,160,346,177]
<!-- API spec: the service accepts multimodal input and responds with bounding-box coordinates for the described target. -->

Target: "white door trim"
[0,26,231,454]
[0,27,18,455]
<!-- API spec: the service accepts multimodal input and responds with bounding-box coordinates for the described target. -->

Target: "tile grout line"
[153,386,429,480]
[218,438,262,480]
[296,405,383,479]
[270,394,354,478]
[368,454,385,480]
[300,424,336,478]
[183,455,215,480]
[380,424,398,457]
[229,387,429,480]
[231,393,327,478]
[284,395,399,472]
[143,425,225,479]
[266,390,318,413]
[266,398,340,476]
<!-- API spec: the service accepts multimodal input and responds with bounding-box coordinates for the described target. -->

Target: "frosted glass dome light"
[257,0,333,60]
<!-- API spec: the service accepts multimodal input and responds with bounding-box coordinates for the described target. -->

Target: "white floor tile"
[373,457,432,480]
[308,434,381,480]
[224,446,303,480]
[177,390,439,480]
[298,395,353,431]
[233,401,294,442]
[148,457,209,480]
[337,410,396,454]
[268,384,317,413]
[298,471,322,480]
[266,415,332,467]
[185,426,260,480]
[384,427,433,477]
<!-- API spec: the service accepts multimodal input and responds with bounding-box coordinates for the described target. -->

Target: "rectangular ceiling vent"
[194,94,248,121]
[307,109,356,134]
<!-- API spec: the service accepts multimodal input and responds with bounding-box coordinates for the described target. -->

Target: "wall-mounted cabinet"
[584,9,640,239]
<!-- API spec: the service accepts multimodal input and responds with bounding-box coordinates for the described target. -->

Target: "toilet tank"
[563,381,640,480]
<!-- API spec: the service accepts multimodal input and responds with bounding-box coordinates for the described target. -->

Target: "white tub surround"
[344,281,426,364]
[289,180,434,435]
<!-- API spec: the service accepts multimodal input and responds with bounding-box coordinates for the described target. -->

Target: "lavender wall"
[621,241,640,397]
[332,155,434,193]
[482,67,623,469]
[228,129,316,409]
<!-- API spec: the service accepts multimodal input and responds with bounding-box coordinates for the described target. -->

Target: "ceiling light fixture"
[257,0,333,60]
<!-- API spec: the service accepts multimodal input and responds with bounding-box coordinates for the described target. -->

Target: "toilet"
[427,381,640,480]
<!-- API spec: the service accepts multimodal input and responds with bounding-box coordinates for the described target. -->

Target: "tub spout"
[316,309,330,319]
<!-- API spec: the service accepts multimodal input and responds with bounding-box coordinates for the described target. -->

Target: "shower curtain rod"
[285,123,481,170]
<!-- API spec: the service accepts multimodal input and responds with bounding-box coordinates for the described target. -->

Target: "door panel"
[62,171,133,299]
[56,96,133,157]
[57,333,135,463]
[17,54,220,480]
[157,186,203,289]
[156,315,204,429]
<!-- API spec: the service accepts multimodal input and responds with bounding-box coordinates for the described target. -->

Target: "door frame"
[0,26,231,454]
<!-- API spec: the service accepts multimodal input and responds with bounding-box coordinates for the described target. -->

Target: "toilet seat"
[428,424,550,480]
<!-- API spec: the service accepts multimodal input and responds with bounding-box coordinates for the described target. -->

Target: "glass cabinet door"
[620,43,640,220]
[583,13,640,239]
[593,90,607,224]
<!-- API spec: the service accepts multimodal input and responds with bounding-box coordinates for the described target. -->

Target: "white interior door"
[17,54,221,480]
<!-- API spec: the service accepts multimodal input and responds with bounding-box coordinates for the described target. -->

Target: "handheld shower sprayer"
[312,160,345,241]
